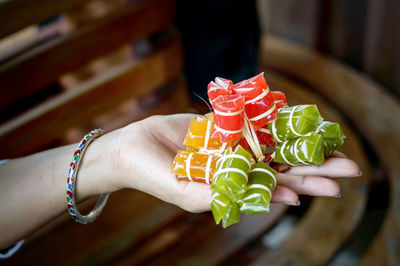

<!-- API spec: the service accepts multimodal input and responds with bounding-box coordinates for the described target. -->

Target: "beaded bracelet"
[67,129,110,224]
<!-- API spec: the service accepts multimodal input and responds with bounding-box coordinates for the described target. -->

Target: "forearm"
[0,131,120,249]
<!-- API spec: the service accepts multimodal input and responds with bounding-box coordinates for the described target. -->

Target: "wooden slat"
[88,77,190,133]
[316,0,368,68]
[260,34,400,265]
[0,37,183,158]
[363,0,400,98]
[0,0,91,39]
[251,71,370,265]
[116,205,287,265]
[0,0,175,109]
[260,0,320,47]
[5,189,185,265]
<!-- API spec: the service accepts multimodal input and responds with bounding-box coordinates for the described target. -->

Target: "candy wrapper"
[211,146,252,227]
[172,73,346,228]
[231,73,277,129]
[274,135,325,166]
[268,105,323,142]
[241,162,277,215]
[172,151,220,184]
[315,121,346,157]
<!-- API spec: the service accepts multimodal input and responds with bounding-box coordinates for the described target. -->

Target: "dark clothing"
[175,0,261,101]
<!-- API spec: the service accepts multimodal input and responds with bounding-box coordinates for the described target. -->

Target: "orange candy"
[183,114,226,151]
[172,151,220,184]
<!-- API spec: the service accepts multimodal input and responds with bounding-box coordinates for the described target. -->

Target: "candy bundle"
[172,73,345,227]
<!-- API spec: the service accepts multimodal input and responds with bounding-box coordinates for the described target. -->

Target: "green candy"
[210,192,230,224]
[211,185,241,228]
[215,146,252,201]
[241,162,277,215]
[315,121,346,157]
[211,145,252,227]
[222,201,241,228]
[274,134,325,165]
[268,105,323,142]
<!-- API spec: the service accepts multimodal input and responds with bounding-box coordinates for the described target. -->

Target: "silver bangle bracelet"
[67,129,110,224]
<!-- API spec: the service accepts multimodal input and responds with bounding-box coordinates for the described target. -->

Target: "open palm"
[116,114,360,212]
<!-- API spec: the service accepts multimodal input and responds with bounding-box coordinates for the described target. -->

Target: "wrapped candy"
[211,192,241,228]
[255,90,287,146]
[315,121,346,157]
[214,145,252,200]
[207,77,233,105]
[241,162,277,215]
[211,145,252,227]
[172,73,347,228]
[183,114,227,151]
[256,126,275,146]
[274,134,325,165]
[232,73,277,129]
[172,151,220,184]
[212,94,245,142]
[268,105,323,143]
[270,90,287,109]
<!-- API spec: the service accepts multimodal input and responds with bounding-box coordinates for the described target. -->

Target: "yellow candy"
[172,150,219,184]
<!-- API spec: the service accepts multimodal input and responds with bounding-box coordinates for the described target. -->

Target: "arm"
[0,130,120,249]
[0,114,360,249]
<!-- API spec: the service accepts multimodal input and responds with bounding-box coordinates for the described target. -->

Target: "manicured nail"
[290,200,301,206]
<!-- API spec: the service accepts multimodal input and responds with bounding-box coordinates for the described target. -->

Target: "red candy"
[207,77,233,104]
[270,91,287,109]
[256,126,275,146]
[234,137,250,151]
[232,73,277,129]
[212,94,245,142]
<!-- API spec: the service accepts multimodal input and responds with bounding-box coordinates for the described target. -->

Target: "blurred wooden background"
[1,0,399,265]
[259,0,400,99]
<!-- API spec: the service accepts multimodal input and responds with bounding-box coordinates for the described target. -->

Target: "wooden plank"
[260,0,320,47]
[359,230,388,266]
[363,0,400,98]
[259,34,400,265]
[316,0,368,68]
[0,0,91,39]
[251,71,370,265]
[0,38,183,158]
[88,76,190,133]
[0,0,175,109]
[173,205,287,266]
[5,189,185,265]
[115,204,287,265]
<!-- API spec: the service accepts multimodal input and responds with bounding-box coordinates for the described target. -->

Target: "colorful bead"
[67,129,109,224]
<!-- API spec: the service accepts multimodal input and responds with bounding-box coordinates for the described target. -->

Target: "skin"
[0,114,360,249]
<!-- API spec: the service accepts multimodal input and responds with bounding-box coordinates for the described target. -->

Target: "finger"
[286,157,360,178]
[331,150,347,158]
[143,114,197,151]
[271,185,299,205]
[277,173,341,197]
[178,181,212,213]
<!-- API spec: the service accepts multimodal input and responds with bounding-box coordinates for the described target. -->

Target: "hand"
[113,114,361,212]
[273,151,361,205]
[114,113,211,213]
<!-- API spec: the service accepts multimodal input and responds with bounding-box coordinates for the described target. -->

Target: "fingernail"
[289,200,301,206]
[352,170,363,177]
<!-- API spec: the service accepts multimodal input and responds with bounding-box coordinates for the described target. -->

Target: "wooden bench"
[1,0,398,264]
[0,0,188,158]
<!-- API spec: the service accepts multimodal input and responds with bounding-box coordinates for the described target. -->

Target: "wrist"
[75,129,122,201]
